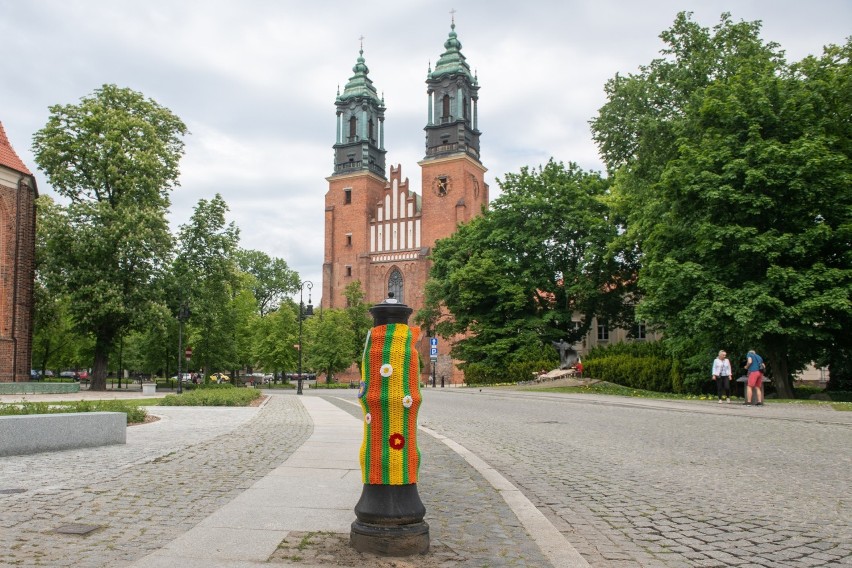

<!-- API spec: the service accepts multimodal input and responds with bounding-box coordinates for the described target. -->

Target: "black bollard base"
[350,519,429,556]
[351,483,429,556]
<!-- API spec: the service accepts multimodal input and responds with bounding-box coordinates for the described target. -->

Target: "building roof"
[0,121,33,176]
[337,48,383,106]
[430,22,475,83]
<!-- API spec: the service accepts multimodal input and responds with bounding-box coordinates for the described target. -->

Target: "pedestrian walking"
[712,350,732,403]
[743,349,765,406]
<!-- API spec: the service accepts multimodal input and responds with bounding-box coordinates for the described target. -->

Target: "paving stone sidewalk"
[0,396,311,567]
[1,393,554,567]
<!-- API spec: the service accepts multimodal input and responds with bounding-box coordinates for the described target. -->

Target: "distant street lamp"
[177,302,190,394]
[297,281,314,395]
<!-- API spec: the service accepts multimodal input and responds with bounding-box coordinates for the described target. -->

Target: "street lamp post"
[297,281,313,395]
[177,302,190,394]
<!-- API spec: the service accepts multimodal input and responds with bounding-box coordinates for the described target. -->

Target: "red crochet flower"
[388,433,405,450]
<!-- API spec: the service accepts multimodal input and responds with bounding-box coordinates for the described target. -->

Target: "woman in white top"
[712,350,733,403]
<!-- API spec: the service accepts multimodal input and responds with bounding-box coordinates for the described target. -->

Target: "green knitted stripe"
[362,330,372,478]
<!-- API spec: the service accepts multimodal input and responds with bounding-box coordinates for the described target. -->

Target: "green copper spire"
[430,21,473,81]
[337,47,381,105]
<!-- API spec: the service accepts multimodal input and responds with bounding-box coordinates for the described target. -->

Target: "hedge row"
[583,354,678,393]
[463,360,553,385]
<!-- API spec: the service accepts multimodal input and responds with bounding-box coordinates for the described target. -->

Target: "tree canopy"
[591,13,852,396]
[419,160,632,368]
[32,84,187,390]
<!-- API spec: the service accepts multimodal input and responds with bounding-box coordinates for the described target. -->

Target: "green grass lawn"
[0,387,262,421]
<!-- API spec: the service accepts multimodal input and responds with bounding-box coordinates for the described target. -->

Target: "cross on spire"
[450,8,456,25]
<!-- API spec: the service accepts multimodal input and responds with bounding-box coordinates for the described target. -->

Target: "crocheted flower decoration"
[389,433,405,450]
[402,395,413,408]
[380,363,393,377]
[358,381,366,398]
[365,413,372,425]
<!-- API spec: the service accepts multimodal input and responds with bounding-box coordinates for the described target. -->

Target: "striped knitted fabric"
[358,323,422,485]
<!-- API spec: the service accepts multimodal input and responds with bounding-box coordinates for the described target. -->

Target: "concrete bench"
[0,412,126,457]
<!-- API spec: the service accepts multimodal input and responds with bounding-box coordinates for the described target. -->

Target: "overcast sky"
[2,0,849,300]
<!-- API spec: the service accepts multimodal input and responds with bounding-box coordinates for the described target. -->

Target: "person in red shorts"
[743,349,765,406]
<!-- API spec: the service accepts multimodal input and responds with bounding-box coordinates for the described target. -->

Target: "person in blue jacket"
[744,350,765,406]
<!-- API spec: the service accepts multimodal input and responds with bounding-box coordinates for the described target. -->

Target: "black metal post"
[297,281,313,395]
[177,303,190,394]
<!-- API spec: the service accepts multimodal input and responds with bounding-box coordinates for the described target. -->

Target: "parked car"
[209,372,230,384]
[169,373,192,383]
[30,369,41,381]
[60,370,77,378]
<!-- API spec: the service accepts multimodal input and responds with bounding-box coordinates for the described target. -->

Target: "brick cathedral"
[0,122,37,382]
[321,22,488,384]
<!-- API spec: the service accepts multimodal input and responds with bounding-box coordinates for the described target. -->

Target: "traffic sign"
[430,347,438,357]
[184,347,193,360]
[430,337,438,347]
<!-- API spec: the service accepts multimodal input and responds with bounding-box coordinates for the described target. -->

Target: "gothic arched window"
[388,268,403,302]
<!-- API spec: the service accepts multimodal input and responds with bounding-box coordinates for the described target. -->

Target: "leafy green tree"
[121,302,177,377]
[344,281,372,365]
[419,160,631,368]
[304,309,357,383]
[252,304,299,378]
[591,13,852,397]
[31,85,186,389]
[230,272,260,374]
[236,249,300,316]
[174,194,240,375]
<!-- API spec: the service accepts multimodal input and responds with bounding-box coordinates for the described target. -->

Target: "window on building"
[346,233,352,246]
[346,266,352,277]
[463,96,469,119]
[368,119,374,143]
[349,116,356,140]
[442,95,450,119]
[344,188,352,204]
[634,322,647,340]
[388,268,403,302]
[597,321,609,341]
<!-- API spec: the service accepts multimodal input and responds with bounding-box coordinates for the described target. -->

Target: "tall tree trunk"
[90,336,112,391]
[765,349,793,399]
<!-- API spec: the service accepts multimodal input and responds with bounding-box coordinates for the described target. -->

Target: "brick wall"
[0,171,36,382]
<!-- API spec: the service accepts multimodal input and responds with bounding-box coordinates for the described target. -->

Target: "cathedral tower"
[321,24,488,385]
[323,46,390,308]
[419,20,488,250]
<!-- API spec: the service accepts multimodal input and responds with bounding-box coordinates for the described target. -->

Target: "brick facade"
[322,26,487,384]
[0,122,37,382]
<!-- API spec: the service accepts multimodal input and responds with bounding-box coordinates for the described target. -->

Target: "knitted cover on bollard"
[358,323,422,485]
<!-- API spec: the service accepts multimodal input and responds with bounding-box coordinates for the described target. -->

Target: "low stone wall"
[0,412,126,457]
[0,382,80,395]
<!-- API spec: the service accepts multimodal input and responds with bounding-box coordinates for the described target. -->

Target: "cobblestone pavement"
[415,389,852,567]
[0,395,312,567]
[322,394,552,567]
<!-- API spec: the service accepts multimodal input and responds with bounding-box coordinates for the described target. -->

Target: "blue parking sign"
[430,347,438,357]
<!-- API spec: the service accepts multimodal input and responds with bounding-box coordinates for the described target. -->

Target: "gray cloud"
[2,0,849,299]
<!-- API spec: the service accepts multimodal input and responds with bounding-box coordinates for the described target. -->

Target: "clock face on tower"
[433,175,451,197]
